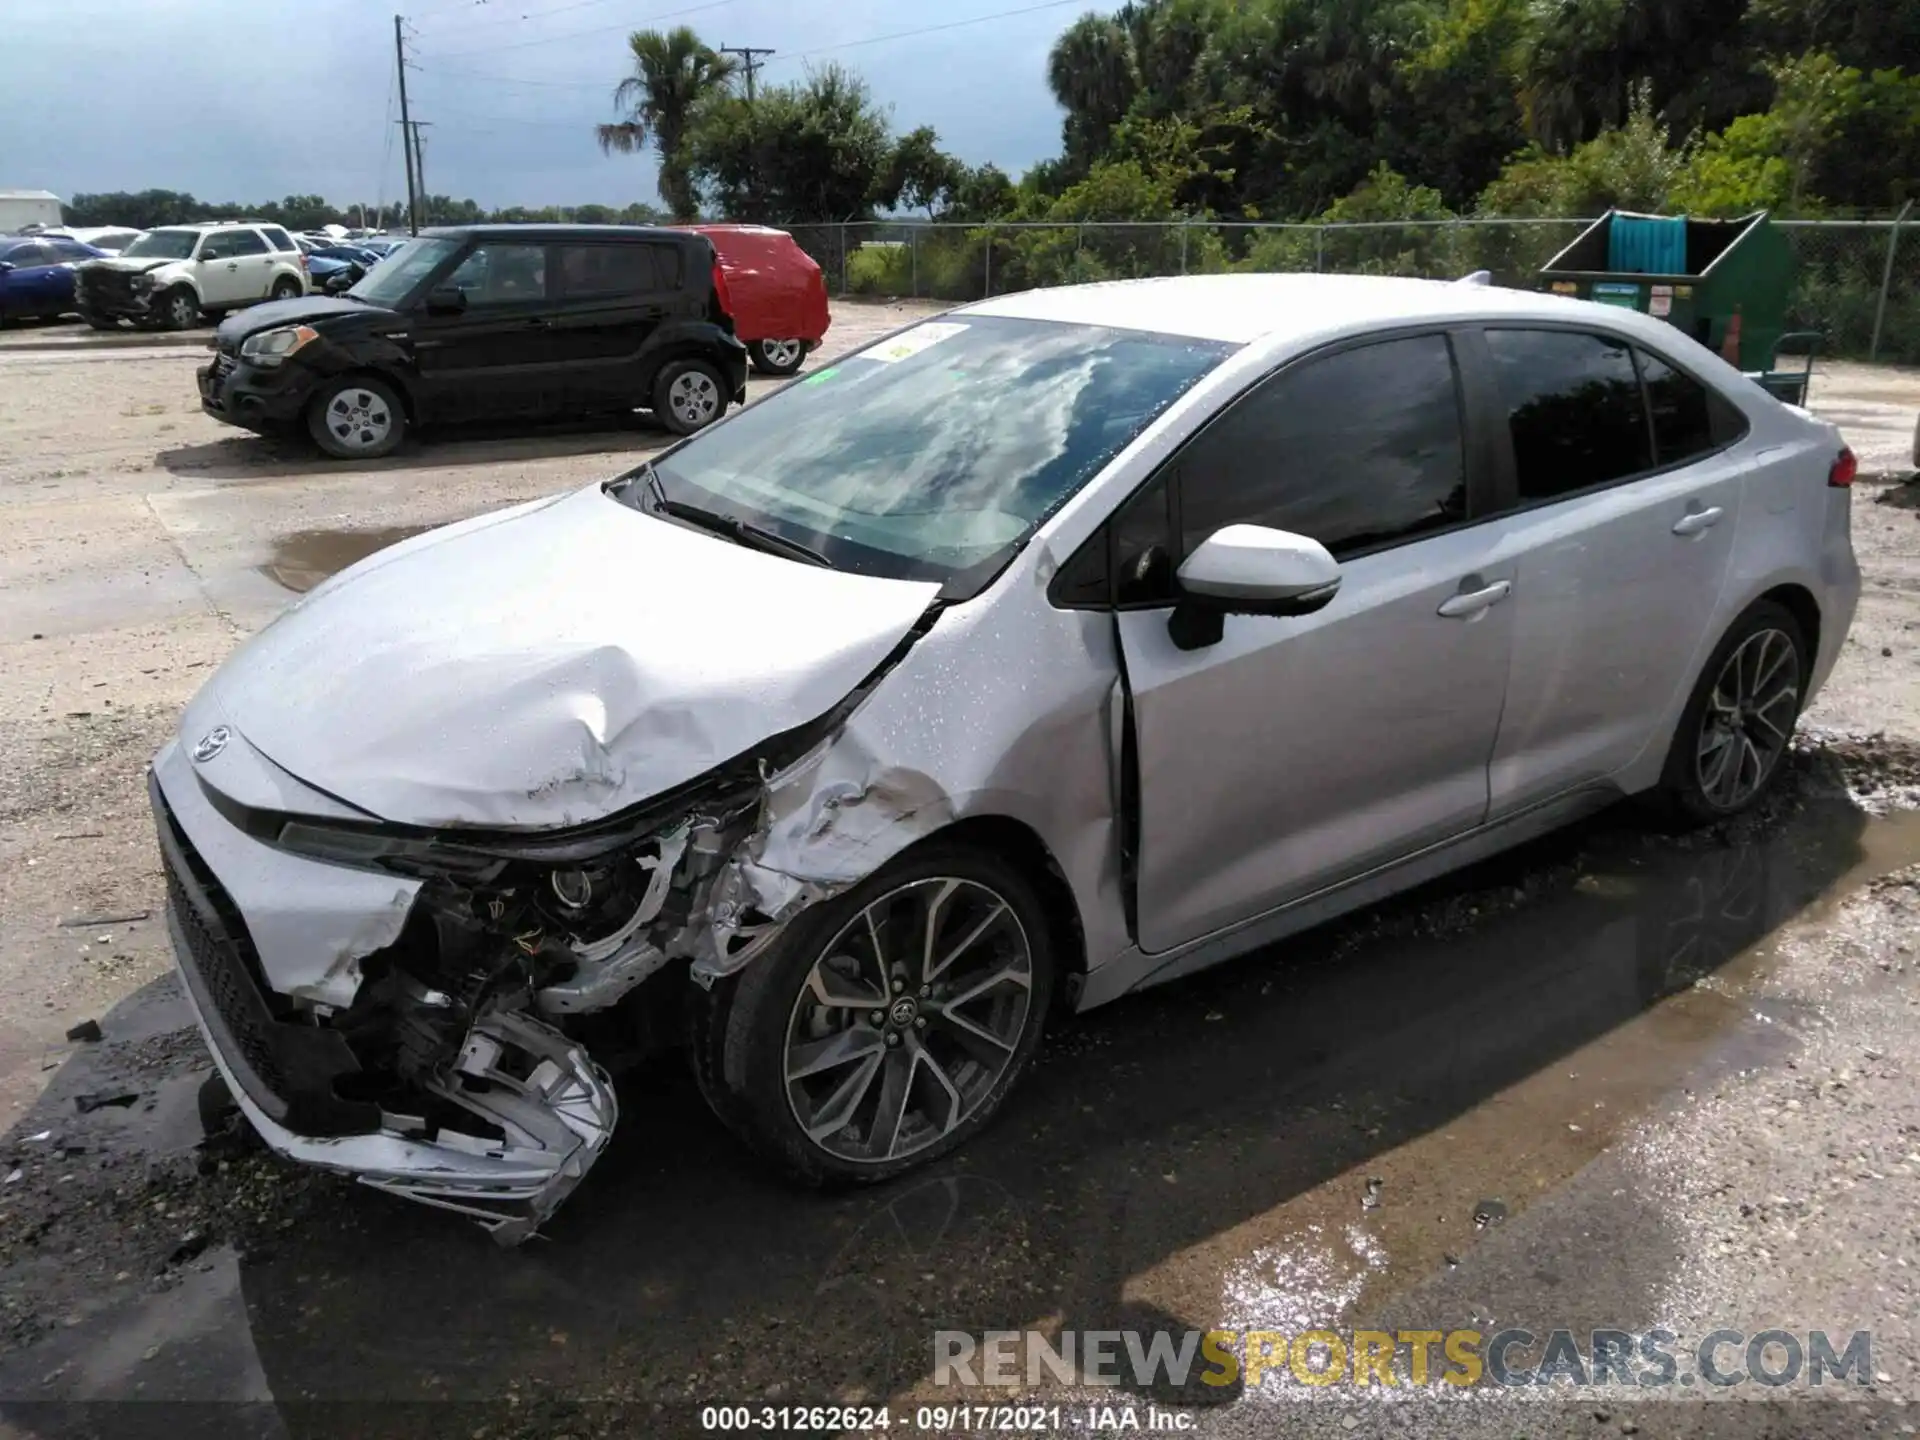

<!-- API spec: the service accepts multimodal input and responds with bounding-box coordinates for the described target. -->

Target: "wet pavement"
[257,527,429,594]
[0,761,1912,1436]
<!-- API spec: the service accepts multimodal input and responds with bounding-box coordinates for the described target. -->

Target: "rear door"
[1475,327,1749,816]
[410,240,558,423]
[548,240,675,411]
[1115,330,1517,952]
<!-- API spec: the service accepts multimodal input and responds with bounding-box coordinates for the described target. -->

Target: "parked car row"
[196,222,833,457]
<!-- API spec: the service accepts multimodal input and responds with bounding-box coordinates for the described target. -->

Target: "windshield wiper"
[637,464,831,568]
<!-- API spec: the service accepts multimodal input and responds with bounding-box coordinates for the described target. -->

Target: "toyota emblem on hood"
[191,726,231,763]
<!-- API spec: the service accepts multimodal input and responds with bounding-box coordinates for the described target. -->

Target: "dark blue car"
[0,234,105,322]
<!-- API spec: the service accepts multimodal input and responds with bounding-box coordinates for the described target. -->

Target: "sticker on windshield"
[862,321,969,364]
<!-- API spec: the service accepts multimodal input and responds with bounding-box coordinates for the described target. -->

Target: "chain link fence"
[788,215,1918,364]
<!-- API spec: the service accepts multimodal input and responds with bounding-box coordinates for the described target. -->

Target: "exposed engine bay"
[153,605,954,1244]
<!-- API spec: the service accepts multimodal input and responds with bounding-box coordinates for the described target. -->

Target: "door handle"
[225,262,238,270]
[521,317,552,329]
[1437,579,1512,619]
[1672,505,1724,536]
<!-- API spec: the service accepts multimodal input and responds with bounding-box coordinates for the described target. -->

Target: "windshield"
[121,230,197,260]
[347,236,458,305]
[633,316,1233,596]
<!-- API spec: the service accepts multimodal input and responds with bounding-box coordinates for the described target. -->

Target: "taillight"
[711,259,732,314]
[1829,447,1857,488]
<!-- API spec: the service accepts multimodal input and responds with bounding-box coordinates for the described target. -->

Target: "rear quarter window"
[261,227,296,253]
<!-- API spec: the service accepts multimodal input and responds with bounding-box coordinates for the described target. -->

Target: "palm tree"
[1046,13,1139,167]
[596,27,738,221]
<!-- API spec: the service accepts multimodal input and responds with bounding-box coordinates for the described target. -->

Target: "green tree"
[597,27,739,221]
[1478,82,1692,215]
[688,64,895,222]
[878,126,965,218]
[1047,11,1142,174]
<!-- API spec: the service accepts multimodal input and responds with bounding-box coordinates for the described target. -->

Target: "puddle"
[258,525,428,593]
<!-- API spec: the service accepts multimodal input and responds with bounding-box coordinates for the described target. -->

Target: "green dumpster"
[1538,210,1794,374]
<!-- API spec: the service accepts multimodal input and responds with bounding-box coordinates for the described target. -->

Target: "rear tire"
[1653,599,1809,826]
[269,276,302,301]
[307,374,406,460]
[651,357,729,435]
[696,841,1055,1186]
[748,338,807,376]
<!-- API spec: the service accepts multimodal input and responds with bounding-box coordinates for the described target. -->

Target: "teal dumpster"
[1538,210,1794,374]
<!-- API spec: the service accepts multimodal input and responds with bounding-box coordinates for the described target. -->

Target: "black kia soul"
[198,225,748,459]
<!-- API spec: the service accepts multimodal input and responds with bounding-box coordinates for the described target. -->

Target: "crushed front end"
[148,730,773,1243]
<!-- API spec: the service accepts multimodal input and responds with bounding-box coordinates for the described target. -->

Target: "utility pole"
[409,122,433,227]
[720,45,774,103]
[394,14,419,234]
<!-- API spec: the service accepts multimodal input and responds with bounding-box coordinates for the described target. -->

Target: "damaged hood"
[78,256,173,275]
[207,486,941,829]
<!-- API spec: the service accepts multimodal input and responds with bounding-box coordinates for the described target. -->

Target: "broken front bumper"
[149,742,617,1243]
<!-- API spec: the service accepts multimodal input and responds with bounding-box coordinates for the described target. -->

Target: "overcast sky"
[6,0,1104,212]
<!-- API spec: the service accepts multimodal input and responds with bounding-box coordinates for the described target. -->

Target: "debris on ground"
[73,1091,139,1114]
[56,911,149,929]
[63,1020,101,1044]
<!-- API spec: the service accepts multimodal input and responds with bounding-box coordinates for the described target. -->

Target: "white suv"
[74,221,308,330]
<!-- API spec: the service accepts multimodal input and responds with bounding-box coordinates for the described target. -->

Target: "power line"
[416,66,612,88]
[413,0,735,60]
[772,0,1086,66]
[720,44,775,103]
[412,0,634,35]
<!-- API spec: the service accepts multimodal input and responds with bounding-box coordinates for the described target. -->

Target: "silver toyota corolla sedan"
[148,273,1861,1241]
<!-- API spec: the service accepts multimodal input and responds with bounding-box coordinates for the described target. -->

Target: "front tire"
[1654,599,1809,825]
[748,337,807,376]
[695,842,1055,1185]
[307,375,406,459]
[155,287,200,331]
[651,357,729,435]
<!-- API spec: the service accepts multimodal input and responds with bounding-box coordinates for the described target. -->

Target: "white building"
[0,190,64,232]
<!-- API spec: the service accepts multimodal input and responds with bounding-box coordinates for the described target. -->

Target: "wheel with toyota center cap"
[1654,598,1809,825]
[307,374,407,460]
[695,842,1055,1185]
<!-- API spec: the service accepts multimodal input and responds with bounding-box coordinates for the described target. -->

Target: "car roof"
[420,224,704,246]
[960,272,1634,346]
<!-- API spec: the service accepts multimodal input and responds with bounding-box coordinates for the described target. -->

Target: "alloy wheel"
[323,388,394,453]
[761,338,803,369]
[1695,626,1800,811]
[784,877,1034,1165]
[168,294,198,329]
[667,370,720,427]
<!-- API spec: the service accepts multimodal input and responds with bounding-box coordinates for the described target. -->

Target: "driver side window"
[1177,334,1468,561]
[446,243,548,305]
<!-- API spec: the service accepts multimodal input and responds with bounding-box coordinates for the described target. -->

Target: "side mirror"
[424,285,467,315]
[1168,524,1341,650]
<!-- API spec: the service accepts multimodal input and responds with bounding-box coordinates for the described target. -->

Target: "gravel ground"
[0,313,1917,1437]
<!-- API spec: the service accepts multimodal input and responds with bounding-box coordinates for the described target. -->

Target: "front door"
[1475,328,1749,815]
[194,229,270,305]
[410,241,559,424]
[1116,332,1516,954]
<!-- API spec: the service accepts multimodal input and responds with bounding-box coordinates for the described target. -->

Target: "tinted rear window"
[1486,329,1653,501]
[555,243,660,297]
